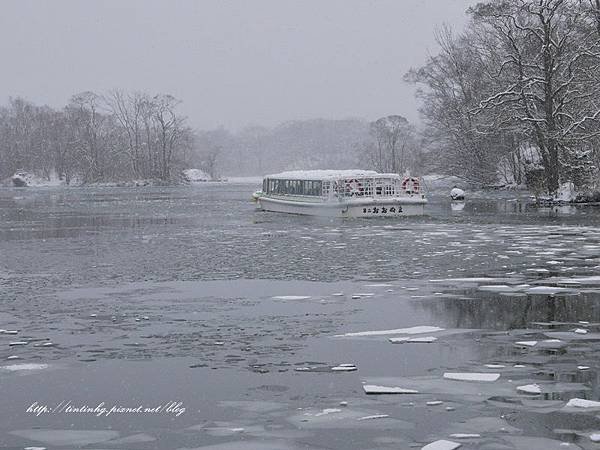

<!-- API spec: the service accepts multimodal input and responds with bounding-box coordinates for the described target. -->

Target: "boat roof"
[265,170,401,181]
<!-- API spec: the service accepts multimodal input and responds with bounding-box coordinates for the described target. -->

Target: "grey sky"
[0,0,473,130]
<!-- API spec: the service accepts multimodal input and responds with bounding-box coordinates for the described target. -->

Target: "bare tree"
[470,0,600,192]
[368,115,416,174]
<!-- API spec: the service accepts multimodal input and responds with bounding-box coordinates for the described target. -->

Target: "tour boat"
[252,170,427,217]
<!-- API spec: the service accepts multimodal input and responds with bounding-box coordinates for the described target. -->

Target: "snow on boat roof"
[265,170,401,180]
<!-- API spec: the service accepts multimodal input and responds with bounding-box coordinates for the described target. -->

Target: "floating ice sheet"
[363,384,419,394]
[389,336,438,344]
[565,398,600,408]
[336,325,444,337]
[517,384,541,394]
[421,440,461,450]
[1,363,48,371]
[9,430,119,446]
[443,373,500,382]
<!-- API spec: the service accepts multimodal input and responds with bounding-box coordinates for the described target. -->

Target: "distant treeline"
[0,90,428,183]
[198,115,427,178]
[0,91,195,184]
[407,0,600,193]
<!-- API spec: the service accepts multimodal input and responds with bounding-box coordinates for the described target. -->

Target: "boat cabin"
[262,170,419,199]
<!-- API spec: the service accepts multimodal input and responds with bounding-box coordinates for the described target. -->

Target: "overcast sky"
[0,0,473,131]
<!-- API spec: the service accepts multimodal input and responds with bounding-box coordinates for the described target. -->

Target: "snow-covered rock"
[9,171,66,187]
[182,168,211,182]
[450,188,465,200]
[11,173,28,187]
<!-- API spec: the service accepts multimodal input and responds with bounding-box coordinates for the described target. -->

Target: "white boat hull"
[256,196,426,218]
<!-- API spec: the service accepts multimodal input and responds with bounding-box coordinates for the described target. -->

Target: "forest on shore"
[2,0,600,197]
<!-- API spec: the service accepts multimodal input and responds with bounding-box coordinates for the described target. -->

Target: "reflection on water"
[420,292,600,330]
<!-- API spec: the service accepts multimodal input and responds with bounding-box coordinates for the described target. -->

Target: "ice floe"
[271,295,311,300]
[517,384,542,394]
[389,336,438,344]
[449,433,480,439]
[356,414,390,421]
[331,364,357,372]
[287,406,411,430]
[9,430,119,446]
[565,398,600,408]
[443,372,500,382]
[336,325,444,337]
[363,384,419,394]
[1,363,48,371]
[421,440,461,450]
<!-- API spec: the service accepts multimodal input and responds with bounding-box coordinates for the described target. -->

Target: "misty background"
[0,0,471,181]
[2,0,599,196]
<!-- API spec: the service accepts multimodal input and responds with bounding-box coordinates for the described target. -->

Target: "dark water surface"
[2,183,600,449]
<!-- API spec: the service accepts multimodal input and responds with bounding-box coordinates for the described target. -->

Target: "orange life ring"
[345,179,364,195]
[401,177,420,194]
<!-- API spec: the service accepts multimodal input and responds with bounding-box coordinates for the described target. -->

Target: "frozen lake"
[2,182,600,449]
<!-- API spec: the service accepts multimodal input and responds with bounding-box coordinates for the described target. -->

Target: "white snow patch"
[449,434,481,439]
[527,286,575,295]
[555,182,576,202]
[182,168,211,182]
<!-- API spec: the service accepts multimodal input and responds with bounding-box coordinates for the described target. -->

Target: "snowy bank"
[3,172,66,188]
[535,182,600,205]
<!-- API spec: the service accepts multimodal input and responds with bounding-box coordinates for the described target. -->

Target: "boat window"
[363,179,373,197]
